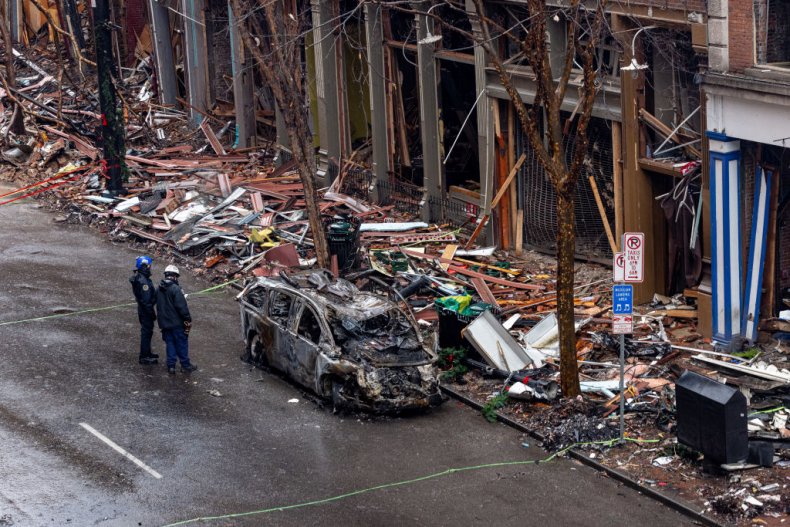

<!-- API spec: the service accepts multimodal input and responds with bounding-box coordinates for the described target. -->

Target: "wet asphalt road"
[0,189,697,527]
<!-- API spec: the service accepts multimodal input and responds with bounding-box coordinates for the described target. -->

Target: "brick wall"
[728,0,754,71]
[206,0,234,104]
[125,0,147,66]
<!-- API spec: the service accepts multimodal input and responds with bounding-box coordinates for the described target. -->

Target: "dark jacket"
[157,279,191,330]
[130,268,156,316]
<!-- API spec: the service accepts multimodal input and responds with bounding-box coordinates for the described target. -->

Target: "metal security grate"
[518,116,615,263]
[428,196,480,234]
[376,178,426,215]
[340,166,374,201]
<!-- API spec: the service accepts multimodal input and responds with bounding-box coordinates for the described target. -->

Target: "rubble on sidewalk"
[4,38,790,527]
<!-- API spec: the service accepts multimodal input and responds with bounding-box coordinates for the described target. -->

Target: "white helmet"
[164,264,180,276]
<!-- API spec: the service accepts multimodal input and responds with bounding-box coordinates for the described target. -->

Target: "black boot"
[139,356,158,365]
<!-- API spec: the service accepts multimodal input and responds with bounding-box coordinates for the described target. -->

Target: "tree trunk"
[284,116,330,270]
[556,186,581,397]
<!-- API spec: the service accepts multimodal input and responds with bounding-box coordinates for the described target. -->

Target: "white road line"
[79,422,163,479]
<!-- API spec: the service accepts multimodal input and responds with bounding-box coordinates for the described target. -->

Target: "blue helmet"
[135,256,152,269]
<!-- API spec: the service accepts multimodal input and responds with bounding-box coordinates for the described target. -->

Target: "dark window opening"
[755,0,790,67]
[247,286,267,308]
[268,291,293,326]
[437,4,474,54]
[297,306,322,344]
[440,61,479,190]
[385,7,423,187]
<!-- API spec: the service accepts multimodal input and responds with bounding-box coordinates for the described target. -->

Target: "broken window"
[246,286,267,308]
[296,305,322,344]
[755,0,790,68]
[268,291,293,326]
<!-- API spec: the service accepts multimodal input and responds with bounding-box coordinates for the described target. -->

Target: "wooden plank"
[452,257,521,276]
[515,209,524,255]
[439,244,458,271]
[638,158,686,177]
[508,103,518,251]
[493,102,509,249]
[491,153,527,209]
[124,226,175,246]
[200,121,227,156]
[761,169,780,324]
[464,215,488,249]
[448,185,481,202]
[399,248,544,291]
[471,277,499,307]
[588,175,617,254]
[660,309,698,319]
[612,121,623,246]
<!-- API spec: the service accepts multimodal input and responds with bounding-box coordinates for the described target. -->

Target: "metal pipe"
[653,105,701,155]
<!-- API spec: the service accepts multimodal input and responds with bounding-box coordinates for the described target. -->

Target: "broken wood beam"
[471,277,500,308]
[588,175,617,255]
[463,153,527,250]
[200,121,227,156]
[399,248,544,291]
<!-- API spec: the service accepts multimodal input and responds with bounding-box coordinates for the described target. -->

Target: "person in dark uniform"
[157,265,197,374]
[130,256,159,365]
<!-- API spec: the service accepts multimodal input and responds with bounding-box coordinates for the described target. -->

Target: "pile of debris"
[4,38,790,527]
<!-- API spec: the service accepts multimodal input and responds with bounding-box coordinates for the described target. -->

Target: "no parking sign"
[623,232,644,283]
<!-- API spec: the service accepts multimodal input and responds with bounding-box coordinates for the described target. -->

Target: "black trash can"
[324,215,361,274]
[436,303,491,353]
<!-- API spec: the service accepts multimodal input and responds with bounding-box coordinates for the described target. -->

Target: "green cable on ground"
[0,279,239,327]
[748,405,787,417]
[161,436,659,527]
[0,301,138,327]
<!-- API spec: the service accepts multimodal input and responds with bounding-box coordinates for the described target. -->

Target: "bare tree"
[231,0,330,269]
[384,0,608,396]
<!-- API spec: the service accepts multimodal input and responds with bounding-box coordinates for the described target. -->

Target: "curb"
[440,385,723,527]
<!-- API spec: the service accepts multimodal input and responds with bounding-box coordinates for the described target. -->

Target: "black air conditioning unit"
[676,370,748,465]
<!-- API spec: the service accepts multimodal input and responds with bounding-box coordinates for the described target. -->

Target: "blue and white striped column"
[708,132,742,344]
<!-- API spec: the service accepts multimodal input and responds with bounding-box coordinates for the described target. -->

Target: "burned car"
[238,270,444,413]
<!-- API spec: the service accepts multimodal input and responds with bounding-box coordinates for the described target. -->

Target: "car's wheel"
[245,332,267,366]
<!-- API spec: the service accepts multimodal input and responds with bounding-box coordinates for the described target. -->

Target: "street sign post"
[612,314,633,334]
[612,284,633,316]
[612,283,634,443]
[613,251,625,282]
[623,232,644,283]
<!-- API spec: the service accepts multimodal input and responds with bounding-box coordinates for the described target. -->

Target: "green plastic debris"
[435,295,472,314]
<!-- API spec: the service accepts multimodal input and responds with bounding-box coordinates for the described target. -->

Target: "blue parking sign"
[612,285,633,315]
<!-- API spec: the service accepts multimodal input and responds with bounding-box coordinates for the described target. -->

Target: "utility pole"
[92,0,126,195]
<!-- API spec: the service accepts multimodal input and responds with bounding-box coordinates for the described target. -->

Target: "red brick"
[728,0,754,71]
